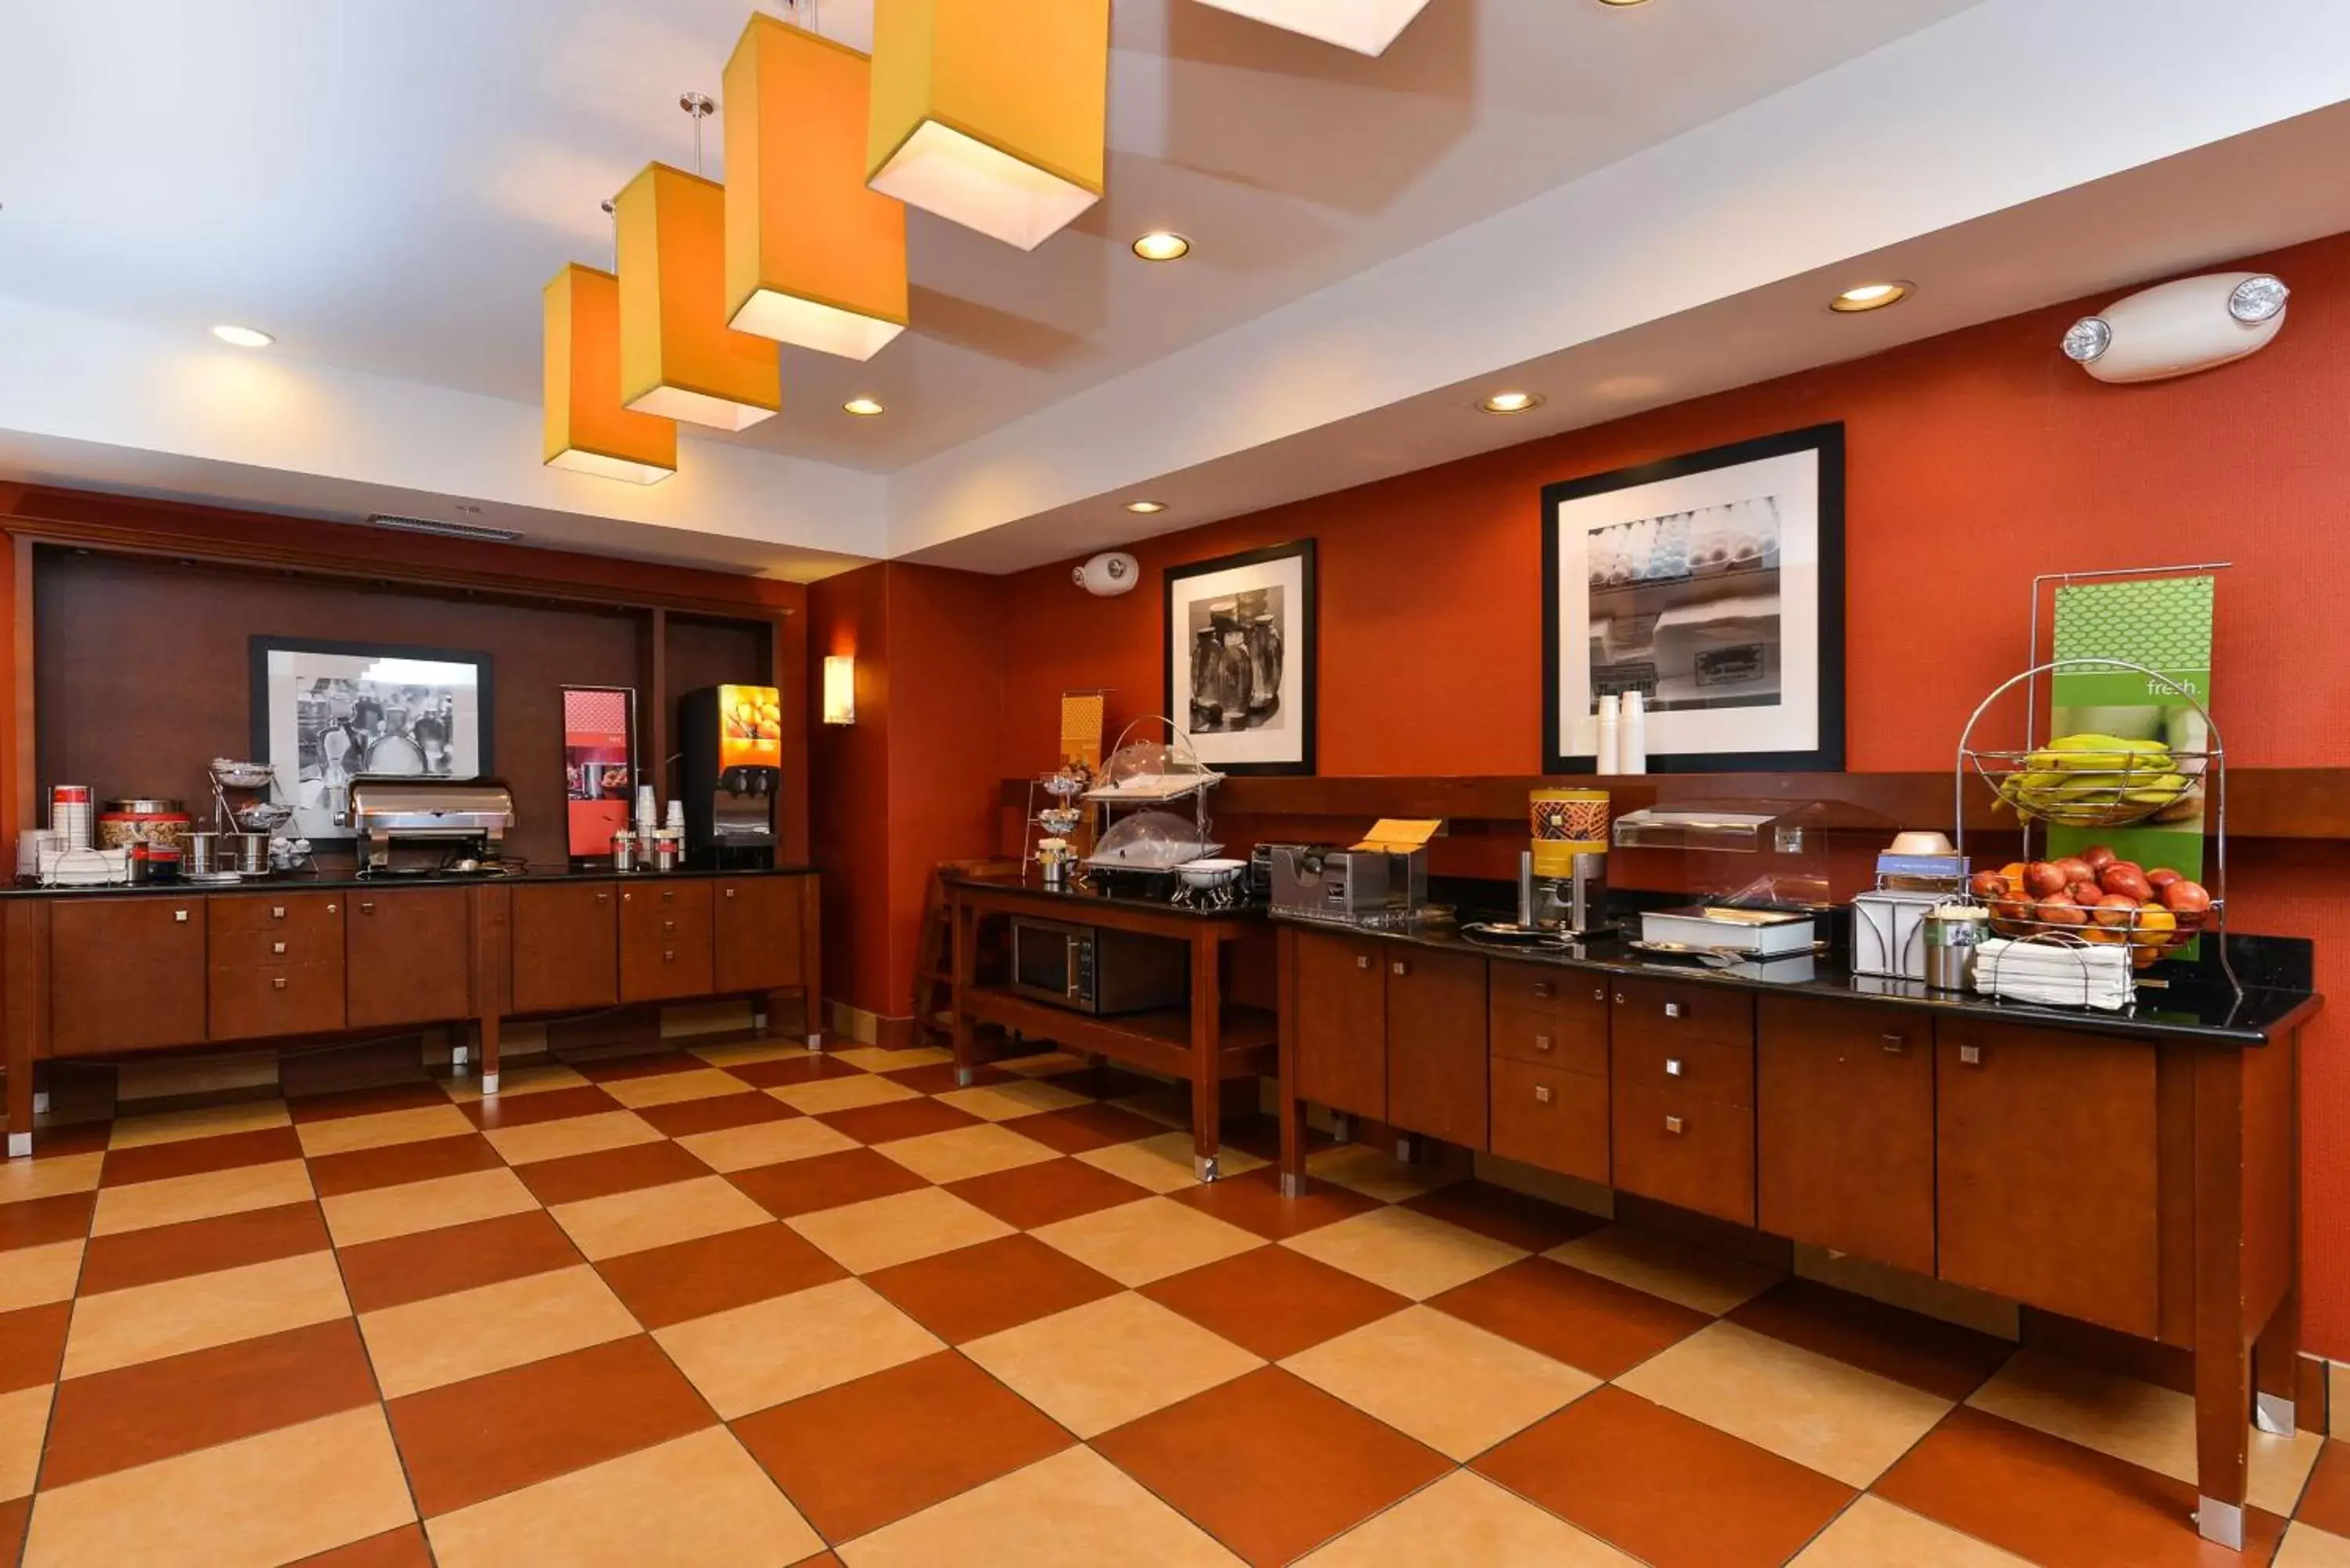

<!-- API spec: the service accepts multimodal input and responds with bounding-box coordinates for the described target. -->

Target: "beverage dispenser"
[679,684,781,869]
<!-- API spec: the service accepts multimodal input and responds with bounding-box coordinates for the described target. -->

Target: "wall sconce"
[822,655,856,724]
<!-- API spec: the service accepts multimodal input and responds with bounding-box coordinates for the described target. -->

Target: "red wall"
[809,564,891,1019]
[824,227,2350,1351]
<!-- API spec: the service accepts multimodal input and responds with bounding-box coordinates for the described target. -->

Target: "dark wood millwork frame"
[1274,923,2310,1552]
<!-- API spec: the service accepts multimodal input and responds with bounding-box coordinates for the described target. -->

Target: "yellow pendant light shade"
[1193,0,1431,56]
[616,162,782,430]
[867,0,1110,252]
[725,15,909,361]
[543,264,678,485]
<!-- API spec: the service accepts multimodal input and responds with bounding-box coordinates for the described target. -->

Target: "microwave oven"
[1009,917,1189,1016]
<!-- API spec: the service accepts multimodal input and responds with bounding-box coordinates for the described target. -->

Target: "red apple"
[2146,867,2185,891]
[2037,894,2087,927]
[2023,862,2069,898]
[2099,864,2153,904]
[2050,856,2095,887]
[2091,894,2140,929]
[1969,870,2012,901]
[2162,880,2212,929]
[2067,880,2104,907]
[2080,844,2118,873]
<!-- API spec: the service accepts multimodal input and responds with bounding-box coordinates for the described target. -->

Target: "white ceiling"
[2,0,2347,577]
[0,0,1979,473]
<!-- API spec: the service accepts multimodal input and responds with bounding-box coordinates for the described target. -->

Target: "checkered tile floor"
[2,1035,2346,1566]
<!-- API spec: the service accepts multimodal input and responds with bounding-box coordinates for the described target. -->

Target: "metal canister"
[610,829,638,873]
[1923,904,1989,991]
[184,832,221,876]
[653,833,681,873]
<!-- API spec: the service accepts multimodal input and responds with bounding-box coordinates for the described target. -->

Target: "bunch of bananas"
[1992,734,2197,826]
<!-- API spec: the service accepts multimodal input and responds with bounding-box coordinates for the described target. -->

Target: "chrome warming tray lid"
[345,776,515,836]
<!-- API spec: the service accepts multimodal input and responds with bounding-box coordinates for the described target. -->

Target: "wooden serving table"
[945,874,1274,1182]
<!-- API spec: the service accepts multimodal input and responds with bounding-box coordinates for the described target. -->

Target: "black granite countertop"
[943,871,1267,922]
[1,864,815,898]
[1282,912,2319,1047]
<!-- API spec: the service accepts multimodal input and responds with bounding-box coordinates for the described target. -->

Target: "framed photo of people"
[250,637,494,840]
[1542,424,1846,774]
[1163,540,1318,775]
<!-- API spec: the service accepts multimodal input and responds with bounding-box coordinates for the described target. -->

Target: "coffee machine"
[679,684,780,870]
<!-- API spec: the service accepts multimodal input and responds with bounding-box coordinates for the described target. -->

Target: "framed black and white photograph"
[251,637,494,840]
[1542,424,1845,773]
[1164,540,1317,776]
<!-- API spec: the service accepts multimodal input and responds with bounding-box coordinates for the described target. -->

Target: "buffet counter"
[1271,913,2319,1549]
[2,868,821,1158]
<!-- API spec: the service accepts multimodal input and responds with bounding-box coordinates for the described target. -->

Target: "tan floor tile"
[89,1158,313,1237]
[482,1108,663,1165]
[550,1174,770,1262]
[0,1151,103,1203]
[360,1263,638,1398]
[1308,1143,1462,1204]
[654,1277,942,1419]
[599,1068,754,1109]
[443,1062,590,1101]
[1547,1223,1782,1316]
[1614,1320,1952,1487]
[1282,1305,1593,1461]
[2279,1523,2350,1568]
[427,1425,816,1568]
[1078,1131,1264,1194]
[935,1080,1091,1122]
[1966,1348,2322,1515]
[294,1103,475,1158]
[0,1383,49,1501]
[1791,1495,2032,1566]
[874,1123,1057,1185]
[830,1046,953,1072]
[61,1248,349,1378]
[21,1405,414,1568]
[106,1100,290,1150]
[787,1187,1014,1275]
[1296,1470,1636,1566]
[0,1239,82,1313]
[2334,1362,2350,1433]
[837,1443,1242,1568]
[678,1116,858,1175]
[322,1165,539,1248]
[1283,1208,1523,1300]
[963,1292,1261,1439]
[1032,1197,1264,1288]
[769,1074,920,1115]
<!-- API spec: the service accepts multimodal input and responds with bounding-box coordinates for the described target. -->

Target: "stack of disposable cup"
[50,785,93,851]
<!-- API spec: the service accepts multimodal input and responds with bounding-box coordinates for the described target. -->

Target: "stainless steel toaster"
[1267,844,1426,926]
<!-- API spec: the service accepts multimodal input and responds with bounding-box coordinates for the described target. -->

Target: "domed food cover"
[1085,735,1224,803]
[1085,809,1221,870]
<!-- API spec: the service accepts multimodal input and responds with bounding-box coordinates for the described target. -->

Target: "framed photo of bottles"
[1542,423,1846,774]
[1164,540,1318,776]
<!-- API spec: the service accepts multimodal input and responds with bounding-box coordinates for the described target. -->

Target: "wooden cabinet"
[49,898,208,1054]
[344,887,474,1029]
[1609,974,1755,1225]
[1292,930,1388,1121]
[1491,1057,1609,1183]
[714,876,804,995]
[511,883,618,1015]
[1489,965,1607,1076]
[620,880,715,1001]
[1612,1083,1756,1224]
[1757,996,1934,1276]
[1385,946,1488,1147]
[208,893,345,1042]
[1936,1021,2161,1339]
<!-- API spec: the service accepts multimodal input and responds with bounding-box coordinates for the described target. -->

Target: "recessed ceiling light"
[1830,281,1911,313]
[1480,391,1544,414]
[1131,232,1191,262]
[1596,0,1652,6]
[211,324,274,349]
[1126,500,1168,515]
[842,397,886,417]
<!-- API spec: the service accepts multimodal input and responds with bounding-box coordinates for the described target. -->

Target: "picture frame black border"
[248,634,498,779]
[1540,422,1846,775]
[1162,538,1318,778]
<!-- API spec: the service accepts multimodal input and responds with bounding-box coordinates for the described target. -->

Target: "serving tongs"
[1627,938,1832,970]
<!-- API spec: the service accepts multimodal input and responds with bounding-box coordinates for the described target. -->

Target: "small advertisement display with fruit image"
[716,684,783,772]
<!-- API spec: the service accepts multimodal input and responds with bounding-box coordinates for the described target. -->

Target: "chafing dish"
[345,777,515,869]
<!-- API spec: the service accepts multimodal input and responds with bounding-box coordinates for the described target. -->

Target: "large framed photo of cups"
[1164,540,1318,776]
[1542,424,1846,775]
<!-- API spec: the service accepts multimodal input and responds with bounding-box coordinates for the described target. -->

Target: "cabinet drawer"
[208,893,345,938]
[1611,1082,1755,1225]
[1490,963,1609,1021]
[1490,1058,1609,1184]
[1489,1002,1606,1076]
[212,926,343,969]
[1608,974,1755,1051]
[210,960,345,1042]
[1611,1030,1754,1107]
[620,881,715,1001]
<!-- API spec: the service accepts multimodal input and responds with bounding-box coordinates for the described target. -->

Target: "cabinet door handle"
[725,888,736,900]
[1534,1034,1553,1053]
[1958,1043,1983,1067]
[662,920,677,933]
[1355,955,1370,970]
[1665,1057,1684,1078]
[1664,1115,1685,1136]
[1593,987,1607,1002]
[272,906,286,919]
[1882,1033,1906,1055]
[663,950,677,963]
[1664,1001,1683,1019]
[1391,960,1408,977]
[597,891,611,903]
[325,904,337,916]
[273,941,286,956]
[359,901,374,915]
[1534,1085,1553,1105]
[272,977,288,991]
[174,909,189,923]
[1614,992,1626,1005]
[623,892,633,903]
[1532,981,1554,1000]
[661,890,677,903]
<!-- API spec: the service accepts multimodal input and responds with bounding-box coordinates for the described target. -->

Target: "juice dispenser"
[679,684,781,869]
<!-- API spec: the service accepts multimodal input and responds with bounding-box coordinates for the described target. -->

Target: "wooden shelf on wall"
[999,770,2350,840]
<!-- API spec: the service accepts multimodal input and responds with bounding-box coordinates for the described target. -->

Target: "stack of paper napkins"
[1972,938,2132,1011]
